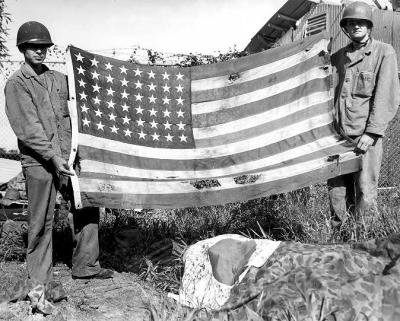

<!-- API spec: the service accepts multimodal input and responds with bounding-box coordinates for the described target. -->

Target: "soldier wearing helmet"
[5,21,113,302]
[328,1,400,237]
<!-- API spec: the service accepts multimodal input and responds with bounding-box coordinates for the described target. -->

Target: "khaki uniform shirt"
[5,63,71,167]
[331,38,400,137]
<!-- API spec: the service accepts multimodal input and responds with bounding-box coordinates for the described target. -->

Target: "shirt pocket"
[353,71,375,98]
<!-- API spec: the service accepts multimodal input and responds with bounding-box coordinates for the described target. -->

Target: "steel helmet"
[340,1,373,28]
[16,21,54,47]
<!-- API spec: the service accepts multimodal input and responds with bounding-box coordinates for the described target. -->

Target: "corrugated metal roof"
[0,158,21,185]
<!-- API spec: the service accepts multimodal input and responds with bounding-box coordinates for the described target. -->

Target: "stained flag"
[66,32,360,209]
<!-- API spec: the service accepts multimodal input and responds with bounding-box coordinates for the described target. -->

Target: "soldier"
[328,2,400,233]
[5,21,113,292]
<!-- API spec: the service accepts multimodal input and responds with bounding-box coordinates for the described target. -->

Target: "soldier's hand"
[356,133,377,153]
[51,155,74,176]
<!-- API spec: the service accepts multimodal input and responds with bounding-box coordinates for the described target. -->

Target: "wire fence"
[0,49,399,188]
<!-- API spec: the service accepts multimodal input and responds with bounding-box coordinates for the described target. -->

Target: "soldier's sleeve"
[5,78,56,161]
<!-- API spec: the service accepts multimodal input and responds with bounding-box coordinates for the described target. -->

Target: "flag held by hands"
[66,32,360,209]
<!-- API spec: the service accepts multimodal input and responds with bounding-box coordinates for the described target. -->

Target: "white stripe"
[191,38,328,92]
[79,113,334,160]
[192,67,329,115]
[80,136,344,180]
[78,152,358,195]
[193,91,330,140]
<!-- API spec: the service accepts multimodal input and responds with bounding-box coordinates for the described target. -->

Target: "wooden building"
[245,0,400,188]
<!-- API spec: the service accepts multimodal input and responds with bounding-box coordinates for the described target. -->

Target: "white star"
[148,95,157,104]
[135,105,144,114]
[108,113,117,121]
[96,122,105,130]
[138,130,146,139]
[162,71,170,80]
[119,65,128,74]
[148,83,156,91]
[176,97,184,105]
[163,120,172,130]
[122,115,130,124]
[91,70,100,80]
[177,121,185,130]
[162,96,170,105]
[105,62,113,70]
[135,93,143,101]
[162,109,171,118]
[148,70,155,79]
[106,74,114,83]
[120,78,128,87]
[165,133,173,142]
[124,128,132,137]
[107,100,115,109]
[94,109,103,117]
[93,96,101,105]
[150,119,158,128]
[90,57,99,67]
[176,84,184,93]
[176,109,185,118]
[162,83,170,92]
[77,66,85,75]
[176,72,184,80]
[110,125,118,133]
[134,67,142,76]
[75,52,84,62]
[79,91,87,100]
[92,83,101,93]
[179,134,188,142]
[80,104,89,113]
[136,118,145,127]
[82,117,91,126]
[134,80,143,89]
[78,79,86,87]
[149,107,157,116]
[121,103,130,112]
[151,132,160,141]
[106,87,115,96]
[121,90,129,99]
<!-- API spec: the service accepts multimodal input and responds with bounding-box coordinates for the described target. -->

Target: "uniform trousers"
[327,138,382,227]
[23,165,102,284]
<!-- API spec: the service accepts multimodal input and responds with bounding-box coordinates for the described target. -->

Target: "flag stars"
[122,115,130,124]
[106,74,114,83]
[148,95,157,104]
[135,93,143,101]
[175,84,184,93]
[135,105,144,114]
[108,113,117,121]
[93,96,101,105]
[119,65,128,74]
[148,83,156,91]
[136,118,145,127]
[176,109,185,118]
[82,117,91,126]
[121,103,130,112]
[121,90,129,99]
[134,67,142,76]
[179,134,188,142]
[165,133,173,142]
[75,52,84,62]
[134,80,143,89]
[78,79,86,87]
[150,119,158,129]
[162,72,170,80]
[110,125,118,133]
[162,84,170,92]
[163,120,172,130]
[149,107,157,116]
[94,109,103,117]
[107,100,116,109]
[90,57,99,67]
[177,121,186,130]
[124,128,132,137]
[163,109,171,118]
[176,97,184,105]
[148,70,155,79]
[138,130,146,139]
[151,132,160,141]
[79,91,87,100]
[91,70,100,80]
[120,78,129,87]
[162,96,171,105]
[96,122,105,131]
[92,83,101,93]
[176,72,184,81]
[106,87,115,96]
[80,104,89,113]
[105,62,113,70]
[77,66,85,75]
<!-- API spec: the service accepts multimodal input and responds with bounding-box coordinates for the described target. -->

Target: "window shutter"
[305,13,327,36]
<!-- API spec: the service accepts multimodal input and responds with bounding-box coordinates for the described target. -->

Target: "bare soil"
[0,261,170,321]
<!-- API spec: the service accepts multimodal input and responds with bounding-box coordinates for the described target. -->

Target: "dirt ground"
[0,261,172,321]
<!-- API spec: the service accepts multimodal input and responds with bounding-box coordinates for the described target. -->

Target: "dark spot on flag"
[228,72,240,83]
[190,179,221,190]
[234,174,260,185]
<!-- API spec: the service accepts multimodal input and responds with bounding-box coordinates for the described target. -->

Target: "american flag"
[66,32,360,209]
